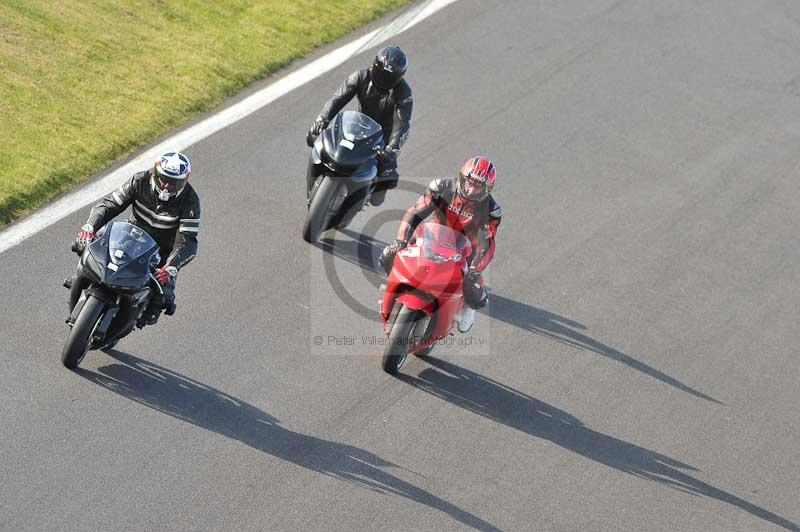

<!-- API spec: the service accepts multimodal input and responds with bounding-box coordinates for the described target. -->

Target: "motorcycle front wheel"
[61,295,105,369]
[382,304,422,375]
[302,177,344,243]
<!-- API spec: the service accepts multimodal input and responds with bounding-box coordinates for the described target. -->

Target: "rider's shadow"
[319,228,387,278]
[75,350,500,532]
[481,293,722,404]
[399,358,798,532]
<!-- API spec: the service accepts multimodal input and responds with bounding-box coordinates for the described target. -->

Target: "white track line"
[0,0,460,255]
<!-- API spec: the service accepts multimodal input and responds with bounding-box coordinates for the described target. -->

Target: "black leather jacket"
[86,169,200,271]
[318,69,413,151]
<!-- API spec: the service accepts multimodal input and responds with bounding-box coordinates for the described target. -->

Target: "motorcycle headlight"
[424,252,461,263]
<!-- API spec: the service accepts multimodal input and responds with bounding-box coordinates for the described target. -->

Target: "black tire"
[302,177,344,243]
[415,344,433,358]
[331,185,368,230]
[413,313,435,358]
[61,295,105,369]
[382,305,421,375]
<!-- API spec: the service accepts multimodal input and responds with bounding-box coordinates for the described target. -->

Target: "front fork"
[65,272,90,314]
[306,158,323,205]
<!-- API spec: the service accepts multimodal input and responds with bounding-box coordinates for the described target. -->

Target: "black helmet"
[370,46,408,91]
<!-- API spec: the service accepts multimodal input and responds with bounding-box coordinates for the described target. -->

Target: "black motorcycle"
[302,110,385,243]
[61,221,164,369]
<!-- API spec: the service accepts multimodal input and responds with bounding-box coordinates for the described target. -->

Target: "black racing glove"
[465,266,482,286]
[378,147,397,166]
[310,116,328,136]
[377,148,399,180]
[463,267,488,308]
[378,239,407,274]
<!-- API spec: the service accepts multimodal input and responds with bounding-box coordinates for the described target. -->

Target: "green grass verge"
[0,0,411,227]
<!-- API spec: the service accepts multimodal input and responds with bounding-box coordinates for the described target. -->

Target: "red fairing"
[380,245,464,319]
[397,292,436,313]
[380,224,471,348]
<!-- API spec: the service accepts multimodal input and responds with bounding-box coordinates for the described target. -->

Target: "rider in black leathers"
[72,151,201,326]
[308,46,412,206]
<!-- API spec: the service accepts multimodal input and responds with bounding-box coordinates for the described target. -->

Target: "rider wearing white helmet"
[74,151,201,325]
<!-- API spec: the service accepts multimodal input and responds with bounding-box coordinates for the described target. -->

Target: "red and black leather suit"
[396,178,502,307]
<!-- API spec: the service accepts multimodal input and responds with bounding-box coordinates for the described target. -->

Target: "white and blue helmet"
[153,151,191,200]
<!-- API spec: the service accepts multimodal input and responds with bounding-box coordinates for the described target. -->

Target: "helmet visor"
[461,175,488,201]
[156,173,186,195]
[371,65,403,91]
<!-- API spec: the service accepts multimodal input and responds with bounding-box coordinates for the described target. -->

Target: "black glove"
[465,266,482,285]
[378,147,397,166]
[310,116,328,136]
[463,267,488,308]
[378,239,407,274]
[377,148,399,180]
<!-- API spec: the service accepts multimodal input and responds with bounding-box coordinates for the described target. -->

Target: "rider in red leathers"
[379,156,501,332]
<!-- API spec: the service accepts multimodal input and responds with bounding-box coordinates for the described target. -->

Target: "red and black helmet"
[370,46,408,91]
[457,156,496,201]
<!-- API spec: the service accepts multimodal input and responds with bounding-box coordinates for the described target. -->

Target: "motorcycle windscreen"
[108,222,159,266]
[322,110,384,170]
[419,223,472,263]
[340,110,382,141]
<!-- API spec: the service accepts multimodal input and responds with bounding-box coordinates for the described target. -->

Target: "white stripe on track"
[0,0,461,255]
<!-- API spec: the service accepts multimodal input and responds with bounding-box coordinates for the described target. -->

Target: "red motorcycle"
[379,223,472,374]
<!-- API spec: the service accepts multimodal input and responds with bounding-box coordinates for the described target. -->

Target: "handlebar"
[71,240,86,255]
[149,273,165,295]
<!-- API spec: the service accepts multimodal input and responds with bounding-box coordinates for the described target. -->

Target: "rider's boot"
[457,307,476,333]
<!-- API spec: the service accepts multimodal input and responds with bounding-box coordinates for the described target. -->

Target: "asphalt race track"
[1,1,799,530]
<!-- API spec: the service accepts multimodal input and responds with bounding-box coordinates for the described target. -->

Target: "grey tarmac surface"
[2,1,799,530]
